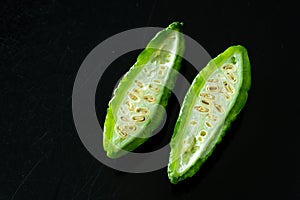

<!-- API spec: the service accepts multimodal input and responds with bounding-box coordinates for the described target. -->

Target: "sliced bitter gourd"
[168,45,251,184]
[103,22,185,158]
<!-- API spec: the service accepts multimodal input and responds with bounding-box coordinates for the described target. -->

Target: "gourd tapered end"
[167,21,183,32]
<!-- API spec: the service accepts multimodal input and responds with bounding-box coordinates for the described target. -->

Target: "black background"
[1,0,299,199]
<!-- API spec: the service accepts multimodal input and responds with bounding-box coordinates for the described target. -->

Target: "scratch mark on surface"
[141,0,157,45]
[146,0,157,27]
[31,131,48,146]
[90,167,106,199]
[10,156,44,200]
[52,173,65,200]
[87,168,102,200]
[57,46,69,67]
[71,160,96,200]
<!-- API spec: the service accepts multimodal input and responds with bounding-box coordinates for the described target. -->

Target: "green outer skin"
[103,22,185,158]
[168,45,251,184]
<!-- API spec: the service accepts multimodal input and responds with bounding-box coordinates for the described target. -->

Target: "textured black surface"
[1,0,299,199]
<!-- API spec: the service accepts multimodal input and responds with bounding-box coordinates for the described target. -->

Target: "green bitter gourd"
[168,45,251,184]
[103,22,185,158]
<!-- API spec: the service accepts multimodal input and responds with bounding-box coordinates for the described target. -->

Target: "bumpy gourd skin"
[168,45,251,184]
[103,22,185,158]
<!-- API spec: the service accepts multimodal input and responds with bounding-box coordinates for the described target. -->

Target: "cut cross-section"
[168,45,251,184]
[103,22,185,158]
